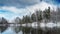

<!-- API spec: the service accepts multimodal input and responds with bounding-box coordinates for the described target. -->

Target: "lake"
[1,22,60,34]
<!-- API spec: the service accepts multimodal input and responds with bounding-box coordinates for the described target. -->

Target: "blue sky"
[0,0,60,21]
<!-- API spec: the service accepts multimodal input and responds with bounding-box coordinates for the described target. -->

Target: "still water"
[1,23,60,34]
[1,26,43,34]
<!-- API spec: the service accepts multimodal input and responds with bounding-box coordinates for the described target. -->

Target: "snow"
[8,22,60,29]
[40,23,46,28]
[31,22,38,28]
[46,22,56,28]
[21,22,60,29]
[22,24,26,27]
[56,22,60,28]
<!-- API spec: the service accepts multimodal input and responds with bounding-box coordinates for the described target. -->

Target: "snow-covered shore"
[21,22,60,29]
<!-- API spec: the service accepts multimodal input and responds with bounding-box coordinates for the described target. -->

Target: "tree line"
[18,7,51,24]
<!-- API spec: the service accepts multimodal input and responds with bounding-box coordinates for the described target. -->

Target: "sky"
[0,0,60,21]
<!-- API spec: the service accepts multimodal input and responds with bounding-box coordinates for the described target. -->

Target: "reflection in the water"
[1,23,60,34]
[13,26,22,34]
[2,26,60,34]
[2,27,15,34]
[21,27,42,34]
[0,26,8,33]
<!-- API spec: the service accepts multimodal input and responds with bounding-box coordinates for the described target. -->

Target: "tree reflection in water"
[0,26,8,33]
[13,26,22,34]
[13,26,60,34]
[13,26,43,34]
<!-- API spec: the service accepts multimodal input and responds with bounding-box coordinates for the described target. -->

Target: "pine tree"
[43,7,51,22]
[31,13,36,22]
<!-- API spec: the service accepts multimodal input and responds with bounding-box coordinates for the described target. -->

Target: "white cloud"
[19,0,40,4]
[0,1,57,21]
[1,0,40,8]
[0,6,20,14]
[0,6,29,15]
[0,14,5,17]
[0,2,57,15]
[0,2,57,14]
[26,1,57,12]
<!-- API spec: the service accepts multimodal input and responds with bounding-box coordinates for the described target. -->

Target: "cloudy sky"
[0,0,60,21]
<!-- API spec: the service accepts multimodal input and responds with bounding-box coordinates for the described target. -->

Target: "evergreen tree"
[43,7,51,22]
[31,13,36,22]
[37,11,42,22]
